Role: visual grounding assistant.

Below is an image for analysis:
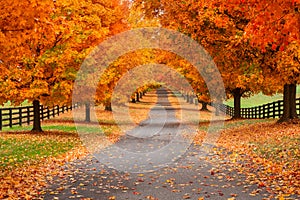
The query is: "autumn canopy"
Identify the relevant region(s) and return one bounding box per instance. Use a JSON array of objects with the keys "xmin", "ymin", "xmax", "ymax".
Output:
[{"xmin": 0, "ymin": 0, "xmax": 299, "ymax": 122}]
